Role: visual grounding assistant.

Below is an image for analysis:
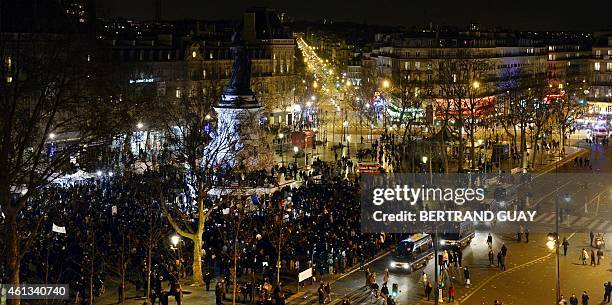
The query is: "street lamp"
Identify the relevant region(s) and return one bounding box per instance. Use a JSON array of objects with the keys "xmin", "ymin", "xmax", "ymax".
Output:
[
  {"xmin": 171, "ymin": 235, "xmax": 180, "ymax": 247},
  {"xmin": 293, "ymin": 146, "xmax": 299, "ymax": 167},
  {"xmin": 422, "ymin": 156, "xmax": 428, "ymax": 164},
  {"xmin": 346, "ymin": 135, "xmax": 351, "ymax": 157},
  {"xmin": 137, "ymin": 122, "xmax": 144, "ymax": 129},
  {"xmin": 472, "ymin": 81, "xmax": 480, "ymax": 89},
  {"xmin": 382, "ymin": 79, "xmax": 390, "ymax": 89},
  {"xmin": 279, "ymin": 133, "xmax": 285, "ymax": 165},
  {"xmin": 49, "ymin": 133, "xmax": 56, "ymax": 140}
]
